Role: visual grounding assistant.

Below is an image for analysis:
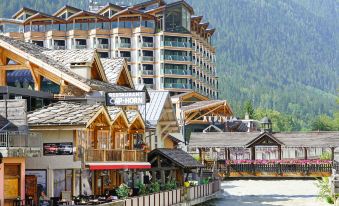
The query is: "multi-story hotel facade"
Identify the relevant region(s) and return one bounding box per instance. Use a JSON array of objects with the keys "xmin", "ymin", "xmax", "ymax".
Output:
[{"xmin": 0, "ymin": 0, "xmax": 218, "ymax": 99}]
